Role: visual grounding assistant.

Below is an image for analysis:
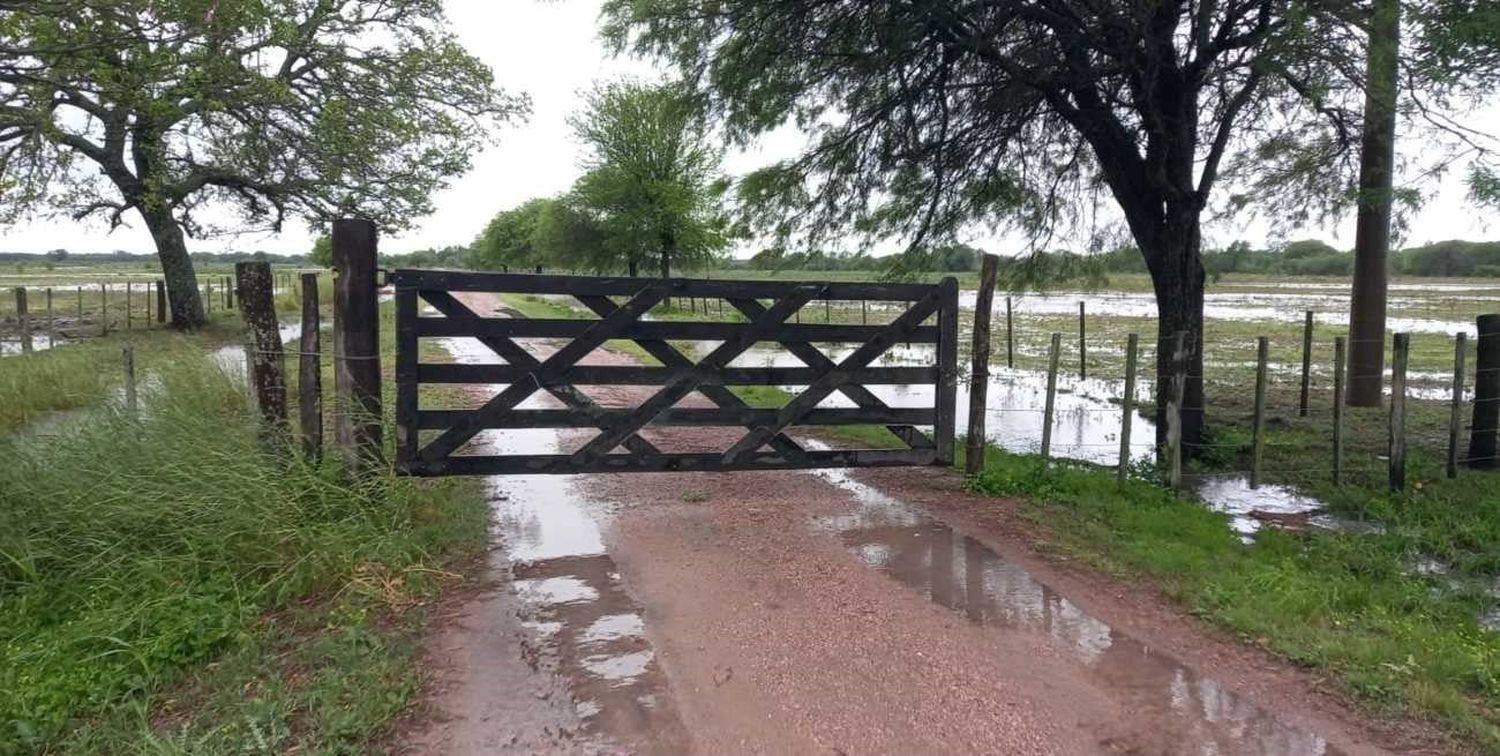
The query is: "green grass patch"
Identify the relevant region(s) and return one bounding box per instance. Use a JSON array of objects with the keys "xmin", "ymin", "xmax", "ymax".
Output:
[
  {"xmin": 963, "ymin": 446, "xmax": 1500, "ymax": 750},
  {"xmin": 0, "ymin": 327, "xmax": 486, "ymax": 753}
]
